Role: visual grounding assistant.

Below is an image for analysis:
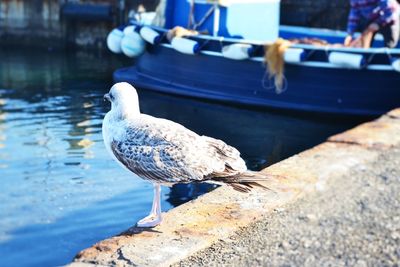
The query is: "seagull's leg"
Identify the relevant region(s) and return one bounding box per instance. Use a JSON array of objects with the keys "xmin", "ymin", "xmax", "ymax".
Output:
[{"xmin": 137, "ymin": 183, "xmax": 162, "ymax": 227}]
